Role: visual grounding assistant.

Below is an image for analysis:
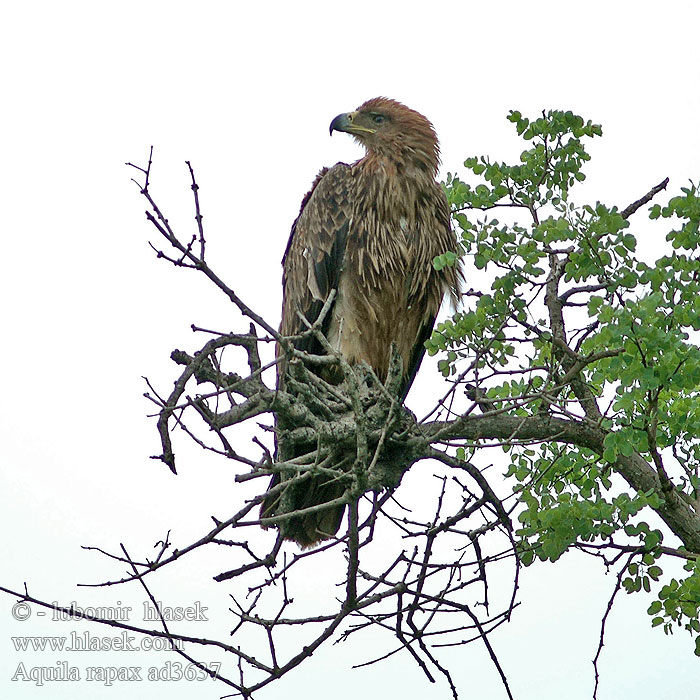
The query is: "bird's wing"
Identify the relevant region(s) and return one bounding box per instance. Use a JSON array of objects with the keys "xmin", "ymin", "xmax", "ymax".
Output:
[
  {"xmin": 399, "ymin": 181, "xmax": 458, "ymax": 399},
  {"xmin": 281, "ymin": 163, "xmax": 353, "ymax": 355},
  {"xmin": 400, "ymin": 314, "xmax": 436, "ymax": 400}
]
